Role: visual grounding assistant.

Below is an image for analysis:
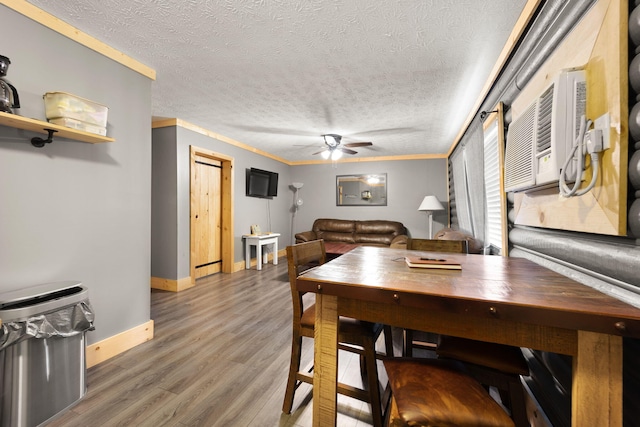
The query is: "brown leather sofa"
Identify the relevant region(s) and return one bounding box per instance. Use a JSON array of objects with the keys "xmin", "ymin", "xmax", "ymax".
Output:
[{"xmin": 295, "ymin": 218, "xmax": 408, "ymax": 248}]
